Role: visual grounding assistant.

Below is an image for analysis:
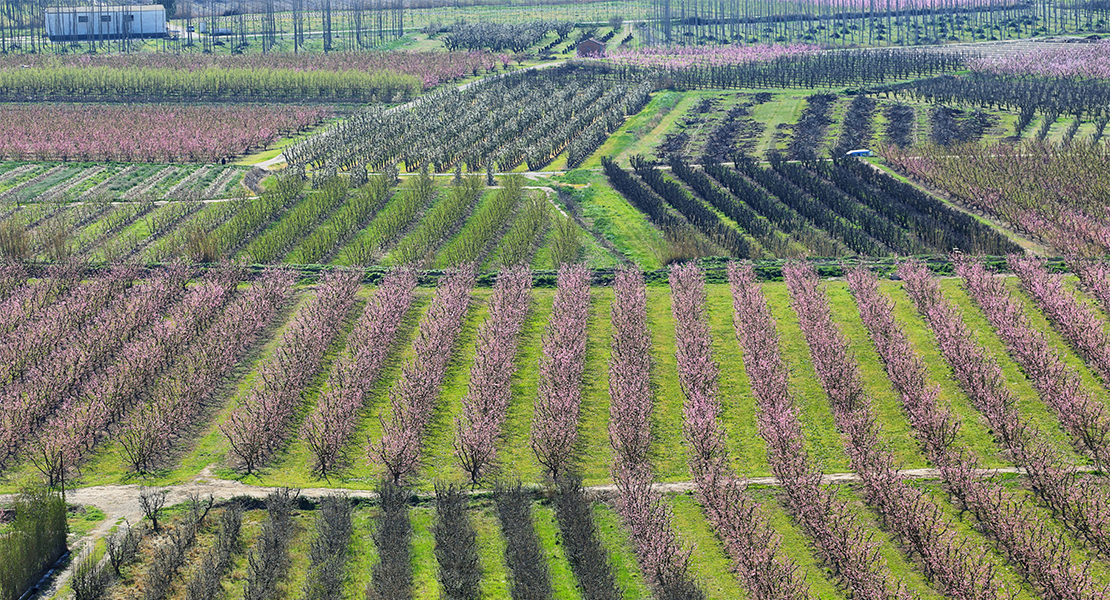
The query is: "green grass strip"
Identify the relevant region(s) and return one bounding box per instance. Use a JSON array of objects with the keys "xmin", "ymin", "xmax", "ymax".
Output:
[
  {"xmin": 474, "ymin": 502, "xmax": 512, "ymax": 599},
  {"xmin": 590, "ymin": 502, "xmax": 652, "ymax": 600},
  {"xmin": 533, "ymin": 503, "xmax": 584, "ymax": 600},
  {"xmin": 668, "ymin": 494, "xmax": 749, "ymax": 600}
]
